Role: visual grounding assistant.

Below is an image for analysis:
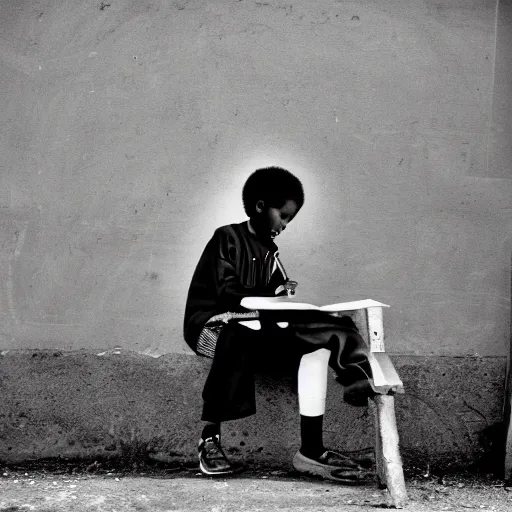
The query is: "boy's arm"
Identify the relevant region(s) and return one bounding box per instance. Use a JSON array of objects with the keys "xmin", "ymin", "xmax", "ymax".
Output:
[
  {"xmin": 211, "ymin": 229, "xmax": 278, "ymax": 310},
  {"xmin": 267, "ymin": 267, "xmax": 289, "ymax": 296}
]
